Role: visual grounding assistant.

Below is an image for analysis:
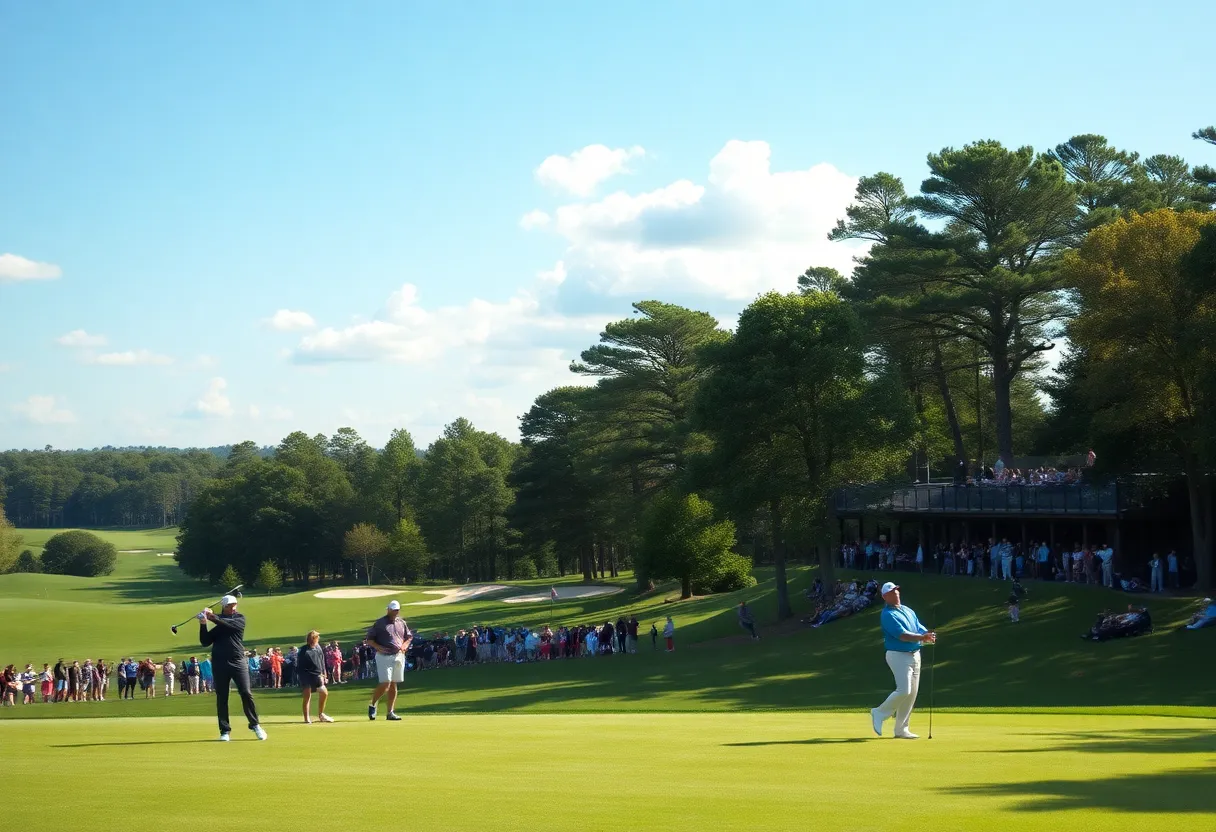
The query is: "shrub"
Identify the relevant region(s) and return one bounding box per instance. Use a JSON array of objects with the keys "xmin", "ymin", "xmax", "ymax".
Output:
[
  {"xmin": 41, "ymin": 530, "xmax": 118, "ymax": 577},
  {"xmin": 513, "ymin": 557, "xmax": 539, "ymax": 580},
  {"xmin": 13, "ymin": 550, "xmax": 42, "ymax": 573},
  {"xmin": 256, "ymin": 560, "xmax": 283, "ymax": 594},
  {"xmin": 219, "ymin": 564, "xmax": 241, "ymax": 590},
  {"xmin": 695, "ymin": 552, "xmax": 757, "ymax": 594}
]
